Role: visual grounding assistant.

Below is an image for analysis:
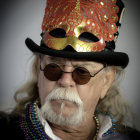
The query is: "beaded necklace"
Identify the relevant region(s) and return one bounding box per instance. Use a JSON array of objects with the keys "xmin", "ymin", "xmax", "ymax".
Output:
[
  {"xmin": 19, "ymin": 101, "xmax": 115, "ymax": 140},
  {"xmin": 101, "ymin": 112, "xmax": 116, "ymax": 137},
  {"xmin": 93, "ymin": 115, "xmax": 100, "ymax": 140},
  {"xmin": 95, "ymin": 110, "xmax": 117, "ymax": 138},
  {"xmin": 20, "ymin": 101, "xmax": 52, "ymax": 140}
]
